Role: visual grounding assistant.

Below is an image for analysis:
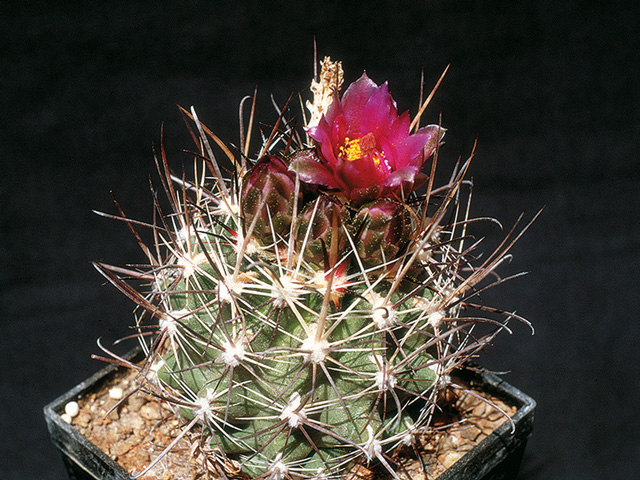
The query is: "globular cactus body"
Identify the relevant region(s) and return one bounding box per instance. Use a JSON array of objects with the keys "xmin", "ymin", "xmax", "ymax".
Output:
[
  {"xmin": 154, "ymin": 209, "xmax": 440, "ymax": 478},
  {"xmin": 97, "ymin": 58, "xmax": 530, "ymax": 480}
]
